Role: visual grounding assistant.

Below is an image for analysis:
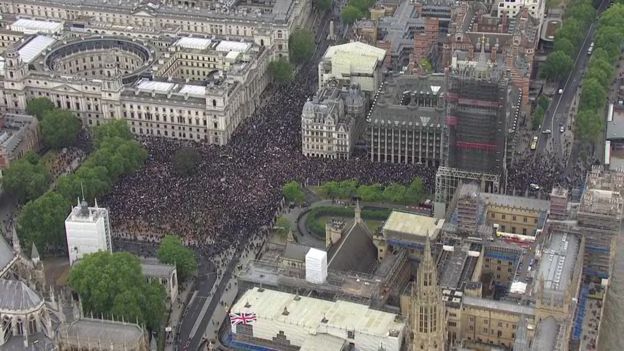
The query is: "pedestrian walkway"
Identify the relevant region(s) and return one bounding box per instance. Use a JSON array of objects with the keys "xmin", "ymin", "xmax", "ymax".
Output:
[{"xmin": 164, "ymin": 281, "xmax": 195, "ymax": 351}]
